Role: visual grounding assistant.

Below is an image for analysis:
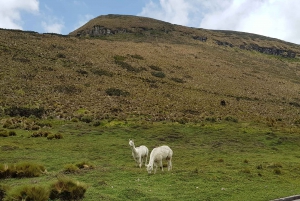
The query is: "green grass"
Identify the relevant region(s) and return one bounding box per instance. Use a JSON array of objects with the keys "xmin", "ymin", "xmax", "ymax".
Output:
[{"xmin": 1, "ymin": 118, "xmax": 300, "ymax": 200}]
